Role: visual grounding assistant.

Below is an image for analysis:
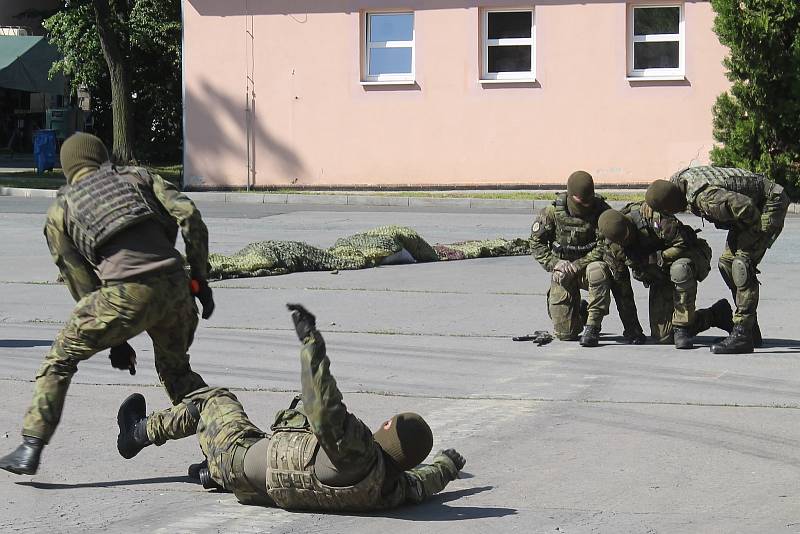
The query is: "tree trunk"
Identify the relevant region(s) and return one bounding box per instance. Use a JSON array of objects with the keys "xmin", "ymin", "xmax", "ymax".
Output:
[{"xmin": 92, "ymin": 0, "xmax": 134, "ymax": 164}]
